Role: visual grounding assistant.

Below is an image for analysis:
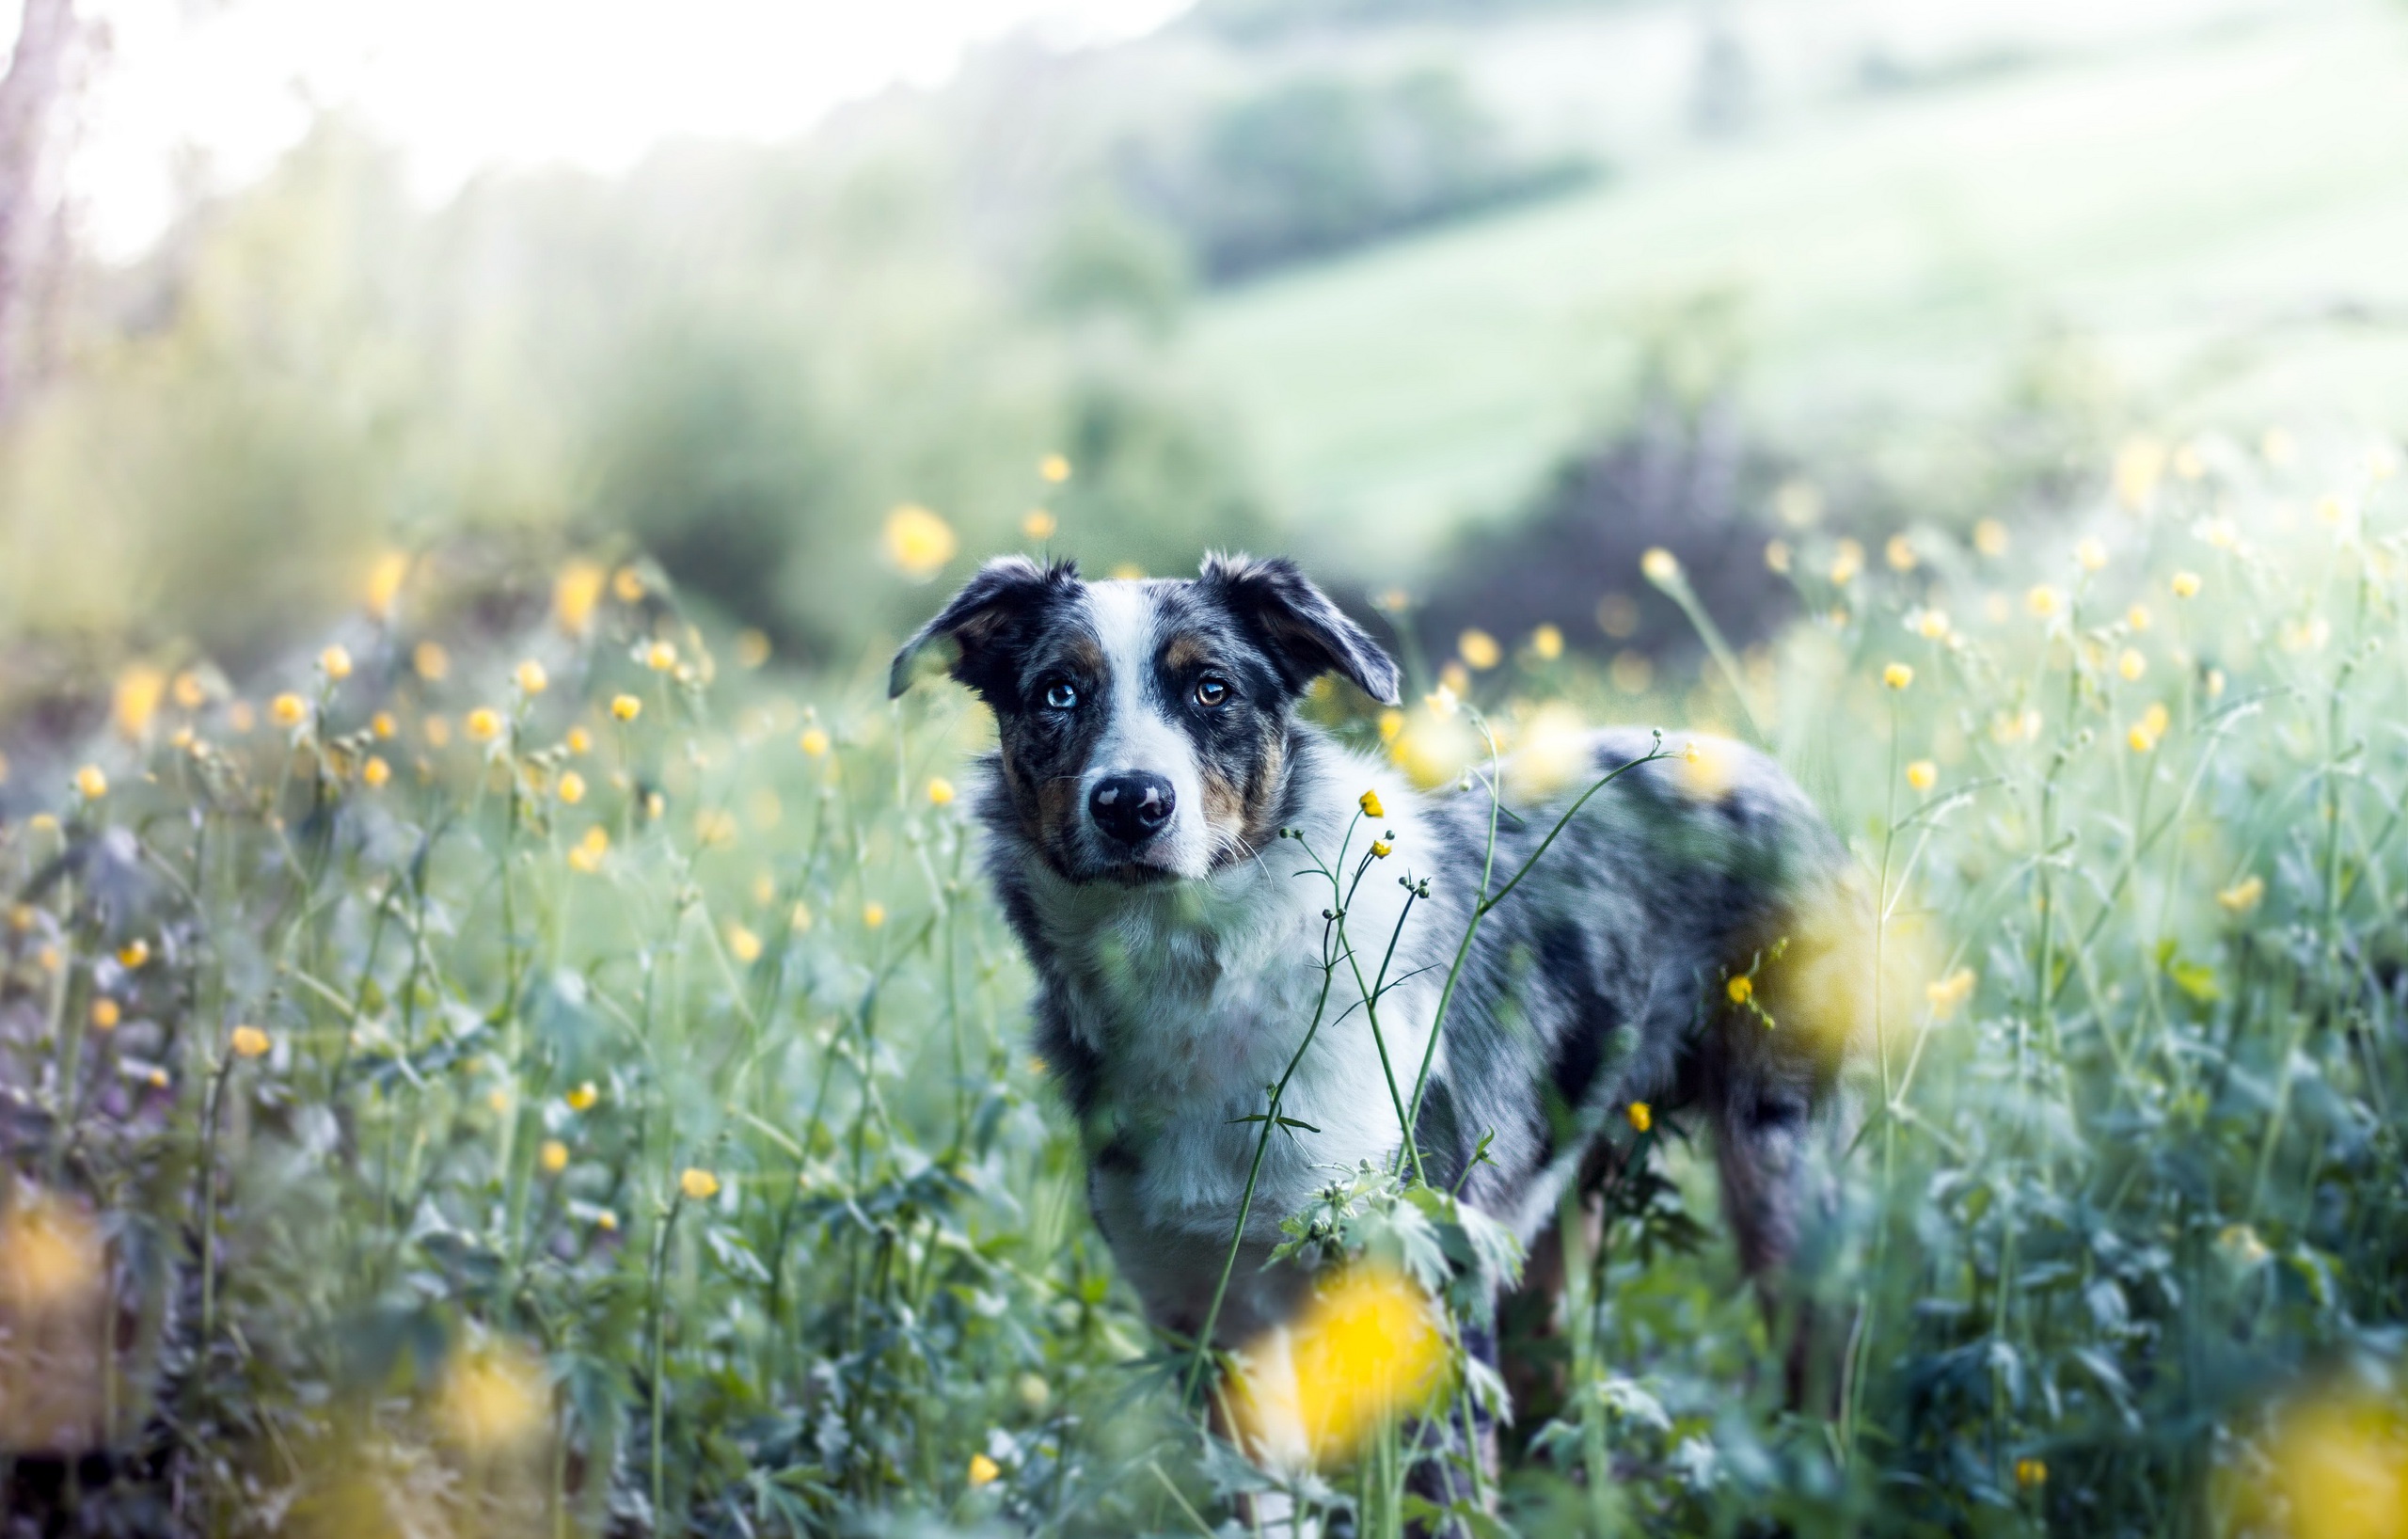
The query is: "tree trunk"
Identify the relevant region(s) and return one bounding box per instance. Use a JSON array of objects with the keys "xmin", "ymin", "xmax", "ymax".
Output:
[{"xmin": 0, "ymin": 0, "xmax": 81, "ymax": 414}]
